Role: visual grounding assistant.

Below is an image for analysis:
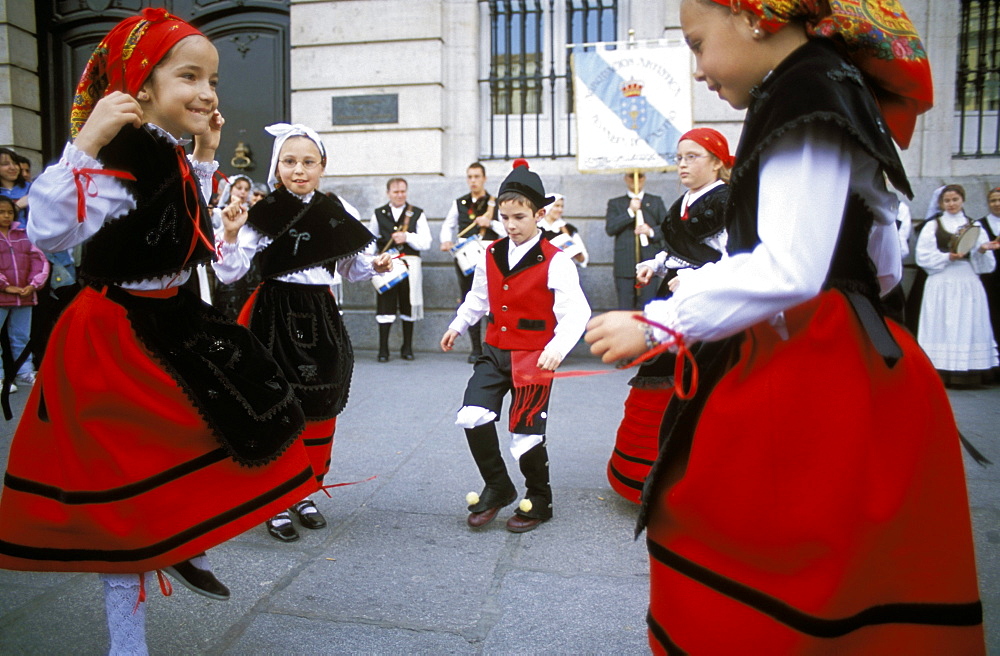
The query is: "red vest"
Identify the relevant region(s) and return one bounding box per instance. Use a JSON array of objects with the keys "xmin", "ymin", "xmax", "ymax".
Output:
[{"xmin": 485, "ymin": 237, "xmax": 558, "ymax": 351}]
